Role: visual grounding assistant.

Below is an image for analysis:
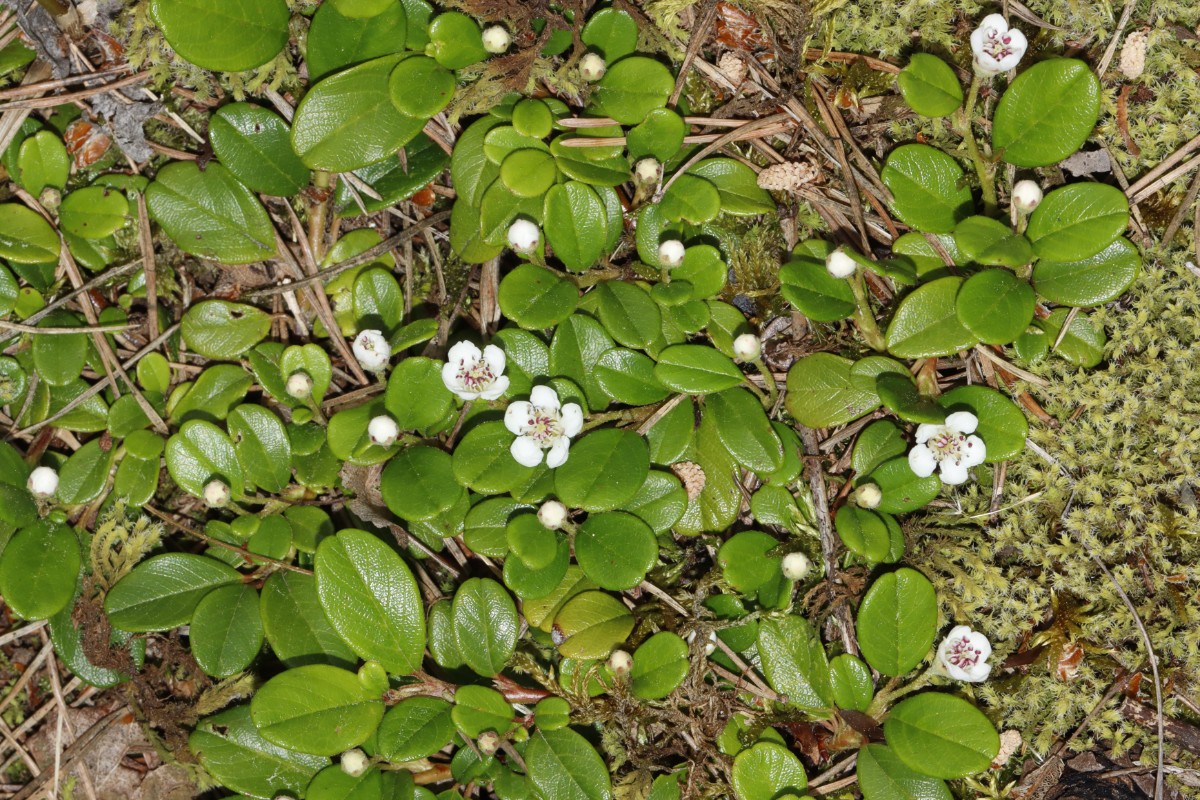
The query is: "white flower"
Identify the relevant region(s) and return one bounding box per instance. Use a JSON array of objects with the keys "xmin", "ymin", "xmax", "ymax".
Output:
[
  {"xmin": 826, "ymin": 247, "xmax": 857, "ymax": 278},
  {"xmin": 781, "ymin": 552, "xmax": 811, "ymax": 581},
  {"xmin": 855, "ymin": 483, "xmax": 882, "ymax": 509},
  {"xmin": 340, "ymin": 748, "xmax": 369, "ymax": 777},
  {"xmin": 481, "ymin": 25, "xmax": 511, "ymax": 54},
  {"xmin": 971, "ymin": 14, "xmax": 1026, "ymax": 76},
  {"xmin": 504, "ymin": 385, "xmax": 583, "ymax": 468},
  {"xmin": 580, "ymin": 52, "xmax": 606, "ymax": 82},
  {"xmin": 1011, "ymin": 180, "xmax": 1043, "ymax": 213},
  {"xmin": 658, "ymin": 239, "xmax": 685, "ymax": 268},
  {"xmin": 935, "ymin": 625, "xmax": 993, "ymax": 682},
  {"xmin": 27, "ymin": 466, "xmax": 59, "ymax": 499},
  {"xmin": 442, "ymin": 341, "xmax": 510, "ymax": 401},
  {"xmin": 908, "ymin": 411, "xmax": 986, "ymax": 486},
  {"xmin": 203, "ymin": 479, "xmax": 231, "ymax": 508},
  {"xmin": 352, "ymin": 329, "xmax": 390, "ymax": 373},
  {"xmin": 285, "ymin": 371, "xmax": 313, "ymax": 400},
  {"xmin": 368, "ymin": 415, "xmax": 400, "ymax": 447},
  {"xmin": 507, "ymin": 219, "xmax": 539, "ymax": 254},
  {"xmin": 732, "ymin": 333, "xmax": 762, "ymax": 361},
  {"xmin": 538, "ymin": 500, "xmax": 568, "ymax": 529},
  {"xmin": 633, "ymin": 157, "xmax": 661, "ymax": 185},
  {"xmin": 608, "ymin": 649, "xmax": 633, "ymax": 676}
]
